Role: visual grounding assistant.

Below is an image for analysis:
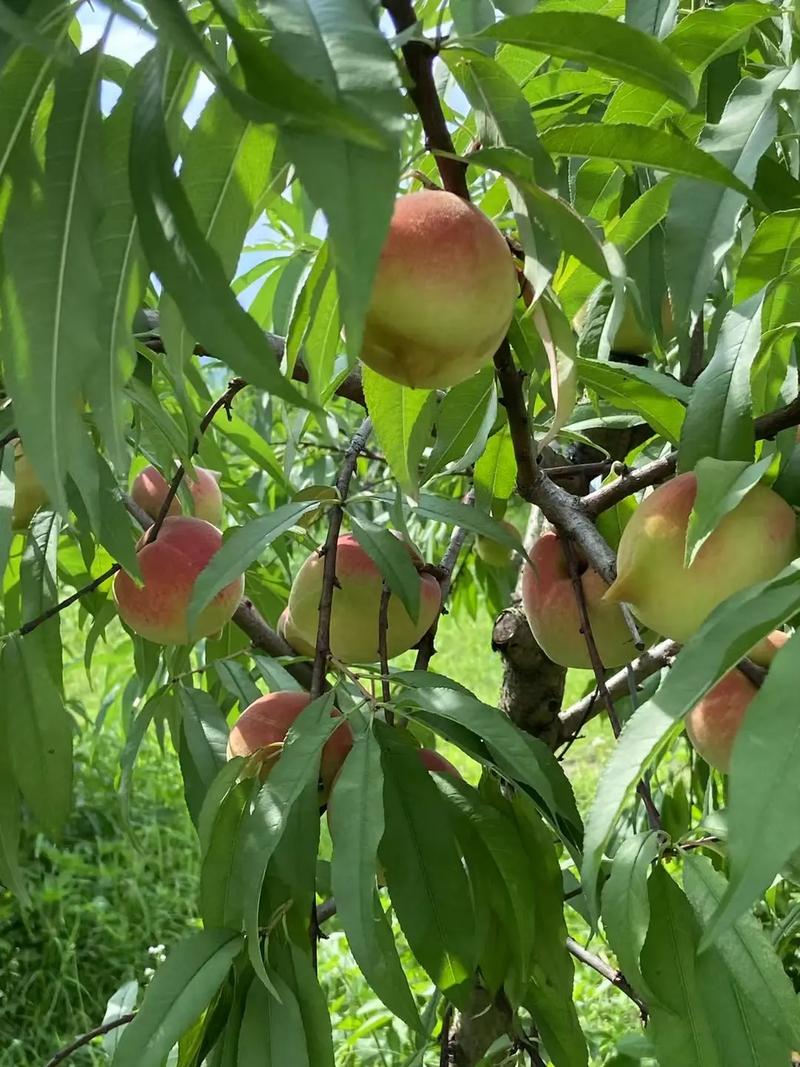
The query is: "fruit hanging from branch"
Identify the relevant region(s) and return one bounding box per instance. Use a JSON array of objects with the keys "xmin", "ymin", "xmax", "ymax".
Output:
[
  {"xmin": 284, "ymin": 533, "xmax": 442, "ymax": 664},
  {"xmin": 11, "ymin": 444, "xmax": 48, "ymax": 530},
  {"xmin": 360, "ymin": 190, "xmax": 518, "ymax": 389},
  {"xmin": 131, "ymin": 464, "xmax": 224, "ymax": 526},
  {"xmin": 113, "ymin": 516, "xmax": 244, "ymax": 644},
  {"xmin": 605, "ymin": 472, "xmax": 797, "ymax": 642}
]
